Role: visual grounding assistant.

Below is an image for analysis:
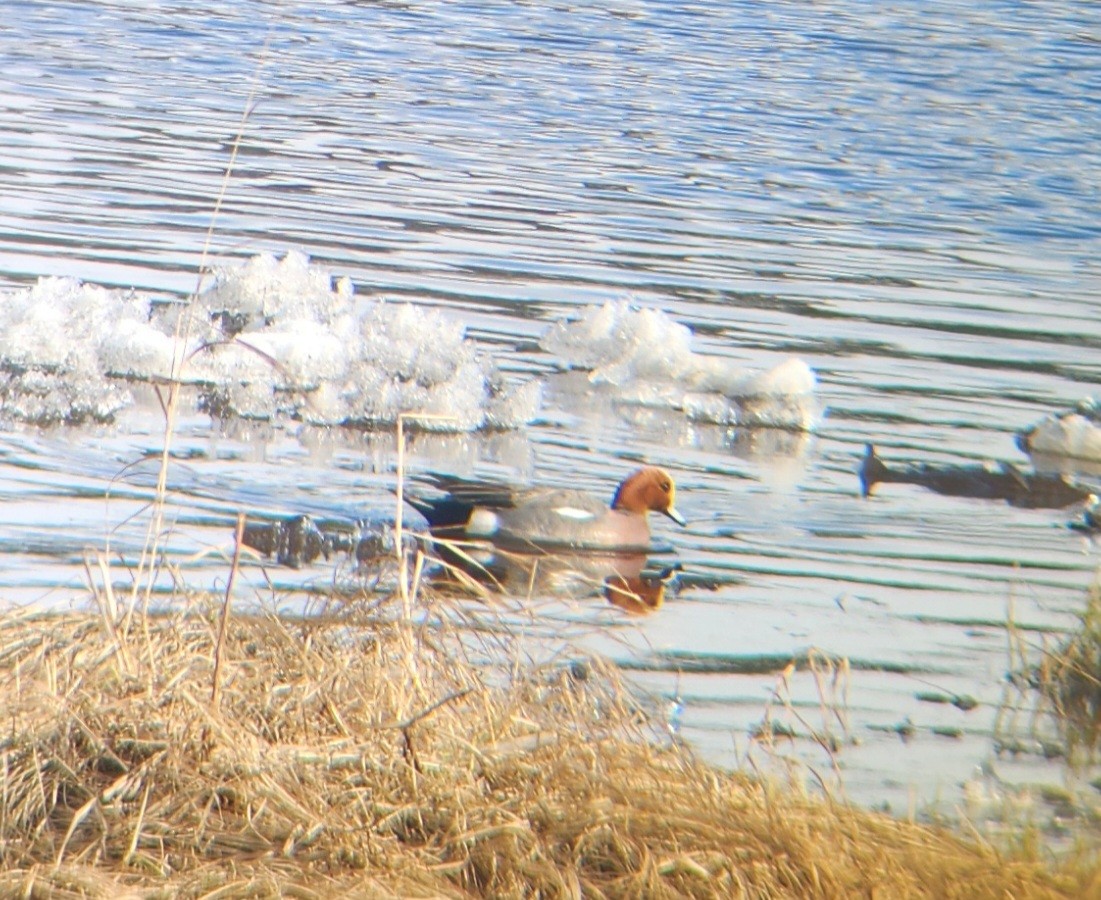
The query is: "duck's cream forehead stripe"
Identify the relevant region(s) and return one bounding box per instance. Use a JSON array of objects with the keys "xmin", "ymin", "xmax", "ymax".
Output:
[{"xmin": 552, "ymin": 506, "xmax": 598, "ymax": 521}]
